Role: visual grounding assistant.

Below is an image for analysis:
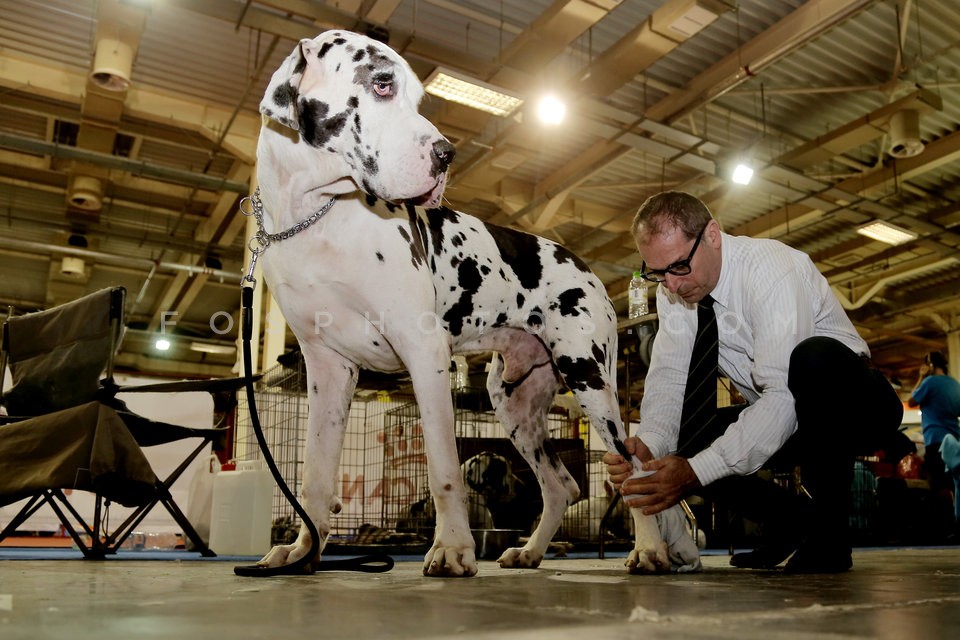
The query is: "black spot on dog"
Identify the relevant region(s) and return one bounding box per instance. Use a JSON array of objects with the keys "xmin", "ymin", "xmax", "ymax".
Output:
[
  {"xmin": 553, "ymin": 244, "xmax": 592, "ymax": 273},
  {"xmin": 404, "ymin": 206, "xmax": 428, "ymax": 270},
  {"xmin": 333, "ymin": 37, "xmax": 347, "ymax": 46},
  {"xmin": 495, "ymin": 312, "xmax": 508, "ymax": 326},
  {"xmin": 353, "ymin": 48, "xmax": 366, "ymax": 62},
  {"xmin": 555, "ymin": 355, "xmax": 605, "ymax": 392},
  {"xmin": 271, "ymin": 82, "xmax": 298, "ymax": 112},
  {"xmin": 319, "ymin": 42, "xmax": 334, "ymax": 58},
  {"xmin": 516, "ymin": 292, "xmax": 525, "ymax": 308},
  {"xmin": 422, "ymin": 207, "xmax": 460, "ymax": 256},
  {"xmin": 398, "ymin": 226, "xmax": 411, "ymax": 243},
  {"xmin": 591, "ymin": 342, "xmax": 605, "ymax": 364},
  {"xmin": 312, "ymin": 383, "xmax": 318, "ymax": 394},
  {"xmin": 608, "ymin": 420, "xmax": 630, "ymax": 458},
  {"xmin": 376, "ymin": 252, "xmax": 384, "ymax": 262},
  {"xmin": 353, "ymin": 112, "xmax": 362, "ymax": 132},
  {"xmin": 557, "ymin": 288, "xmax": 585, "ymax": 317},
  {"xmin": 299, "ymin": 99, "xmax": 348, "ymax": 147},
  {"xmin": 362, "ymin": 153, "xmax": 378, "ymax": 174},
  {"xmin": 365, "ymin": 193, "xmax": 378, "ymax": 207},
  {"xmin": 484, "ymin": 223, "xmax": 543, "ymax": 289},
  {"xmin": 442, "ymin": 257, "xmax": 482, "ymax": 336}
]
